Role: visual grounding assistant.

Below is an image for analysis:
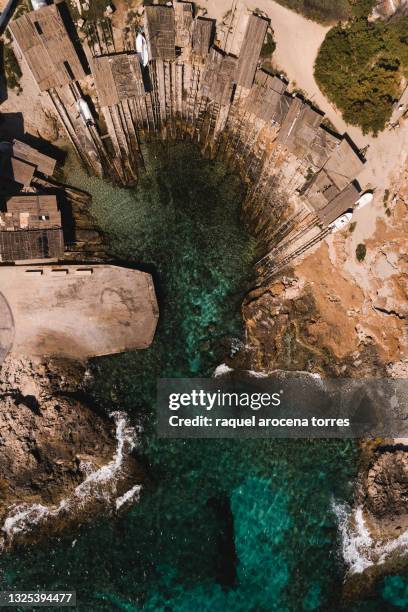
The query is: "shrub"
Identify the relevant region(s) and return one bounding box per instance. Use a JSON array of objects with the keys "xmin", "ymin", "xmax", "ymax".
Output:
[
  {"xmin": 3, "ymin": 45, "xmax": 22, "ymax": 92},
  {"xmin": 260, "ymin": 32, "xmax": 276, "ymax": 58},
  {"xmin": 356, "ymin": 243, "xmax": 366, "ymax": 261},
  {"xmin": 274, "ymin": 0, "xmax": 351, "ymax": 23},
  {"xmin": 315, "ymin": 15, "xmax": 408, "ymax": 134}
]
